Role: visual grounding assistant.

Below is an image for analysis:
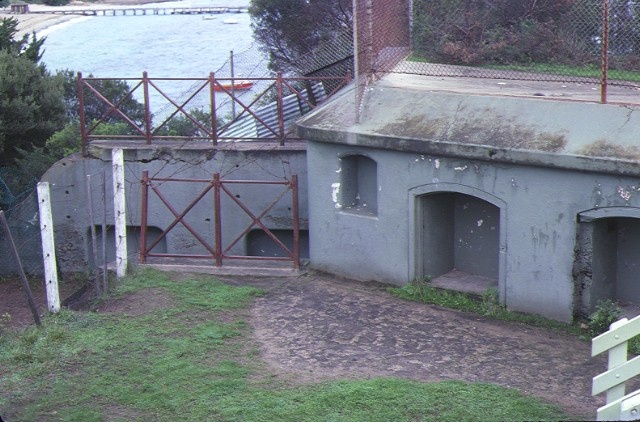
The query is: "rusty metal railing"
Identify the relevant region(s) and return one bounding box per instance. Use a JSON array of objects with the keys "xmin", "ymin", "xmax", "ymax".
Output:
[
  {"xmin": 140, "ymin": 171, "xmax": 300, "ymax": 269},
  {"xmin": 78, "ymin": 71, "xmax": 351, "ymax": 155}
]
